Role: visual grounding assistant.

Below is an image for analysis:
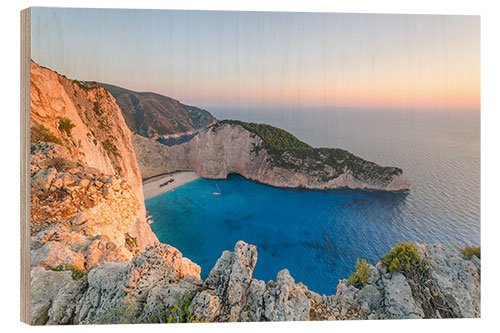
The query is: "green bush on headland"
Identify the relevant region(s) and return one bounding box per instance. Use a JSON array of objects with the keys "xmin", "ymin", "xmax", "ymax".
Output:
[
  {"xmin": 213, "ymin": 120, "xmax": 312, "ymax": 151},
  {"xmin": 381, "ymin": 242, "xmax": 426, "ymax": 275},
  {"xmin": 211, "ymin": 120, "xmax": 402, "ymax": 183}
]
